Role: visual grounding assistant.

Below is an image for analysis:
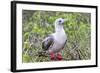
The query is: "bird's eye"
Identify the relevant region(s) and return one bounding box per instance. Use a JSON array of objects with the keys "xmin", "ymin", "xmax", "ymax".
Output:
[{"xmin": 59, "ymin": 20, "xmax": 62, "ymax": 22}]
